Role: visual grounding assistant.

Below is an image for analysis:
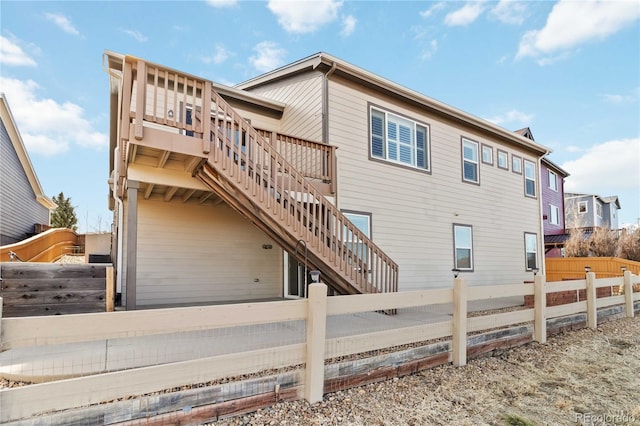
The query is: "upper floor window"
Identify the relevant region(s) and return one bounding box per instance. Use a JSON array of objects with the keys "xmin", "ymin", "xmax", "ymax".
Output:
[
  {"xmin": 549, "ymin": 204, "xmax": 560, "ymax": 225},
  {"xmin": 482, "ymin": 144, "xmax": 493, "ymax": 165},
  {"xmin": 497, "ymin": 150, "xmax": 508, "ymax": 170},
  {"xmin": 524, "ymin": 160, "xmax": 536, "ymax": 197},
  {"xmin": 512, "ymin": 155, "xmax": 522, "ymax": 174},
  {"xmin": 370, "ymin": 107, "xmax": 430, "ymax": 171},
  {"xmin": 453, "ymin": 224, "xmax": 473, "ymax": 270},
  {"xmin": 596, "ymin": 203, "xmax": 603, "ymax": 218},
  {"xmin": 525, "ymin": 233, "xmax": 538, "ymax": 270},
  {"xmin": 548, "ymin": 170, "xmax": 558, "ymax": 191},
  {"xmin": 462, "ymin": 138, "xmax": 479, "ymax": 184},
  {"xmin": 578, "ymin": 201, "xmax": 588, "ymax": 213}
]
